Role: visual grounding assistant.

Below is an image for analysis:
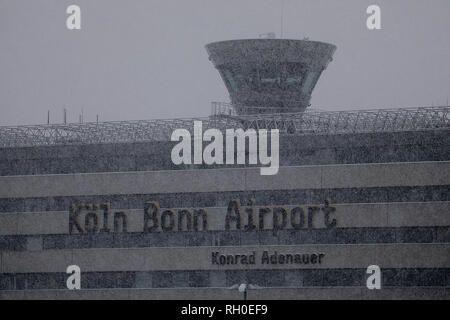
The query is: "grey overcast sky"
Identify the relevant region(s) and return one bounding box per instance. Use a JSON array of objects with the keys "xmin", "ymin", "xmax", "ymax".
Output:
[{"xmin": 0, "ymin": 0, "xmax": 449, "ymax": 125}]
